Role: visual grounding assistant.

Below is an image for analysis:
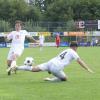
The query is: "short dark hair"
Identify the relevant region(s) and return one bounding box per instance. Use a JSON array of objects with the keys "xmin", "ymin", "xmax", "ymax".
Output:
[
  {"xmin": 70, "ymin": 41, "xmax": 78, "ymax": 47},
  {"xmin": 15, "ymin": 20, "xmax": 23, "ymax": 25}
]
